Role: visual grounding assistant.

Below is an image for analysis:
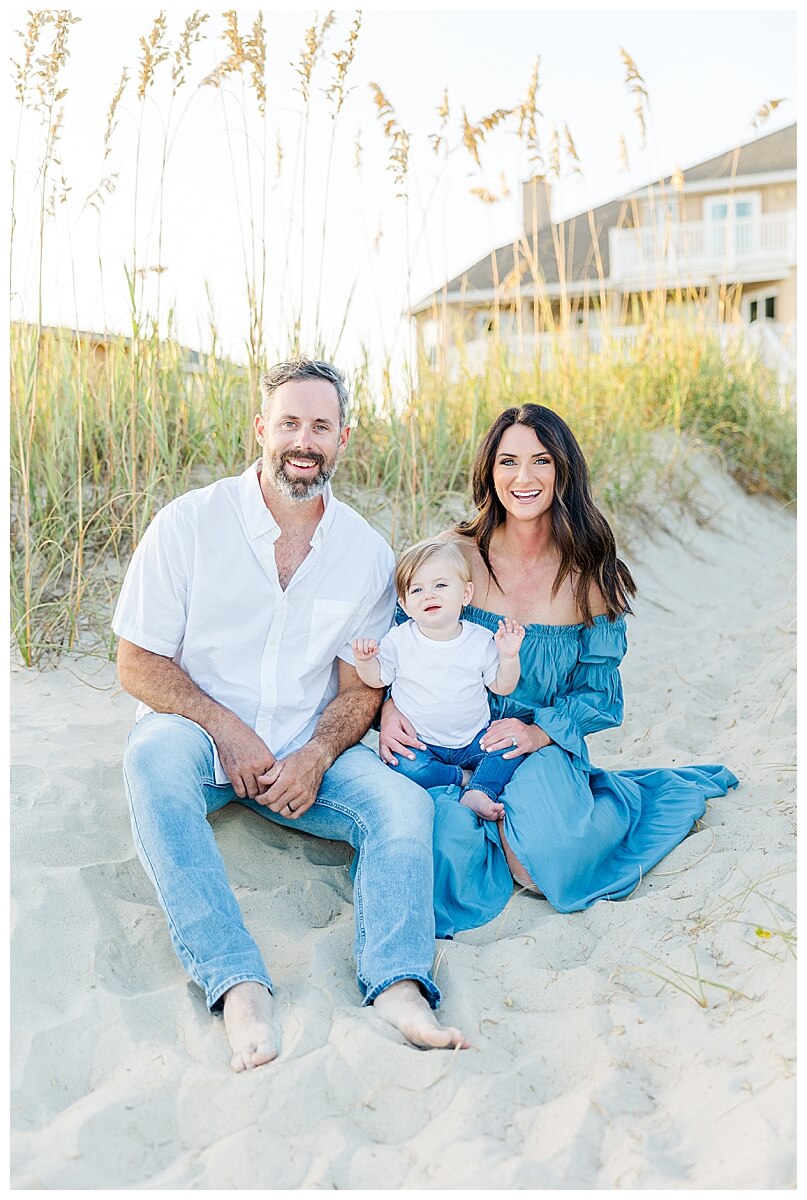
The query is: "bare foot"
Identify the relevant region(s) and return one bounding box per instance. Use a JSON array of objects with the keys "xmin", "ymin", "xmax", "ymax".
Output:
[
  {"xmin": 460, "ymin": 788, "xmax": 505, "ymax": 821},
  {"xmin": 460, "ymin": 767, "xmax": 472, "ymax": 788},
  {"xmin": 222, "ymin": 981, "xmax": 280, "ymax": 1072},
  {"xmin": 373, "ymin": 980, "xmax": 469, "ymax": 1049}
]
